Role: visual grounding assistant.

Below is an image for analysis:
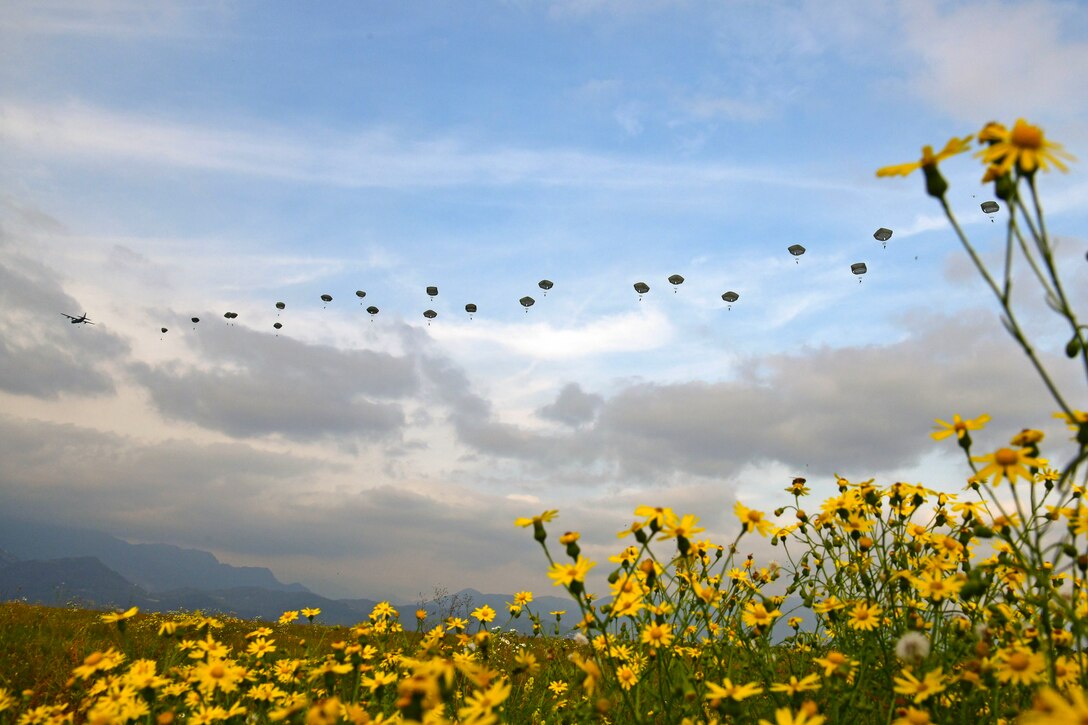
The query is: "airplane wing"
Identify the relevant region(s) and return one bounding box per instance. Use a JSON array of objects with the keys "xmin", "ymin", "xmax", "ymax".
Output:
[{"xmin": 61, "ymin": 313, "xmax": 76, "ymax": 320}]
